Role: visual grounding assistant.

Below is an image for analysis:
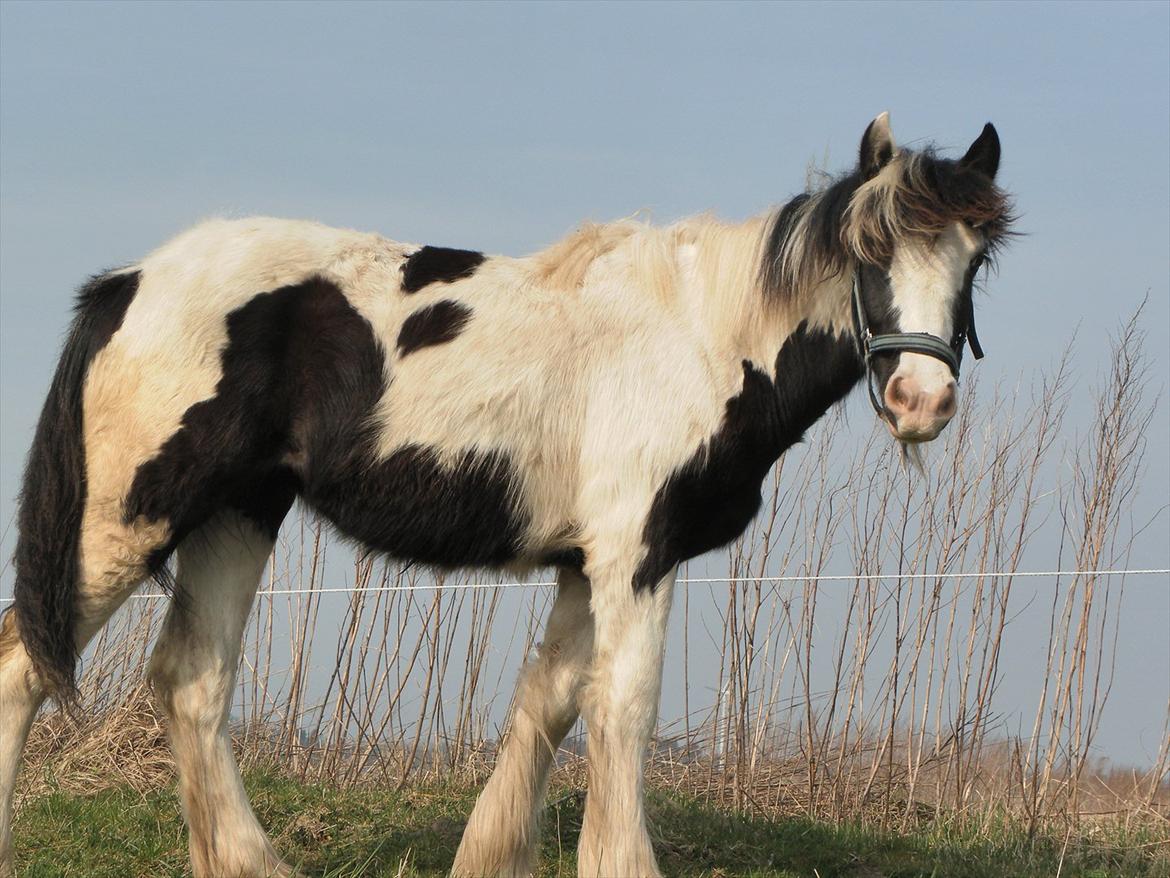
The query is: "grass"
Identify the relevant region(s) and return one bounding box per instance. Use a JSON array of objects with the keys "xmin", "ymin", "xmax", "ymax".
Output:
[{"xmin": 13, "ymin": 769, "xmax": 1167, "ymax": 878}]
